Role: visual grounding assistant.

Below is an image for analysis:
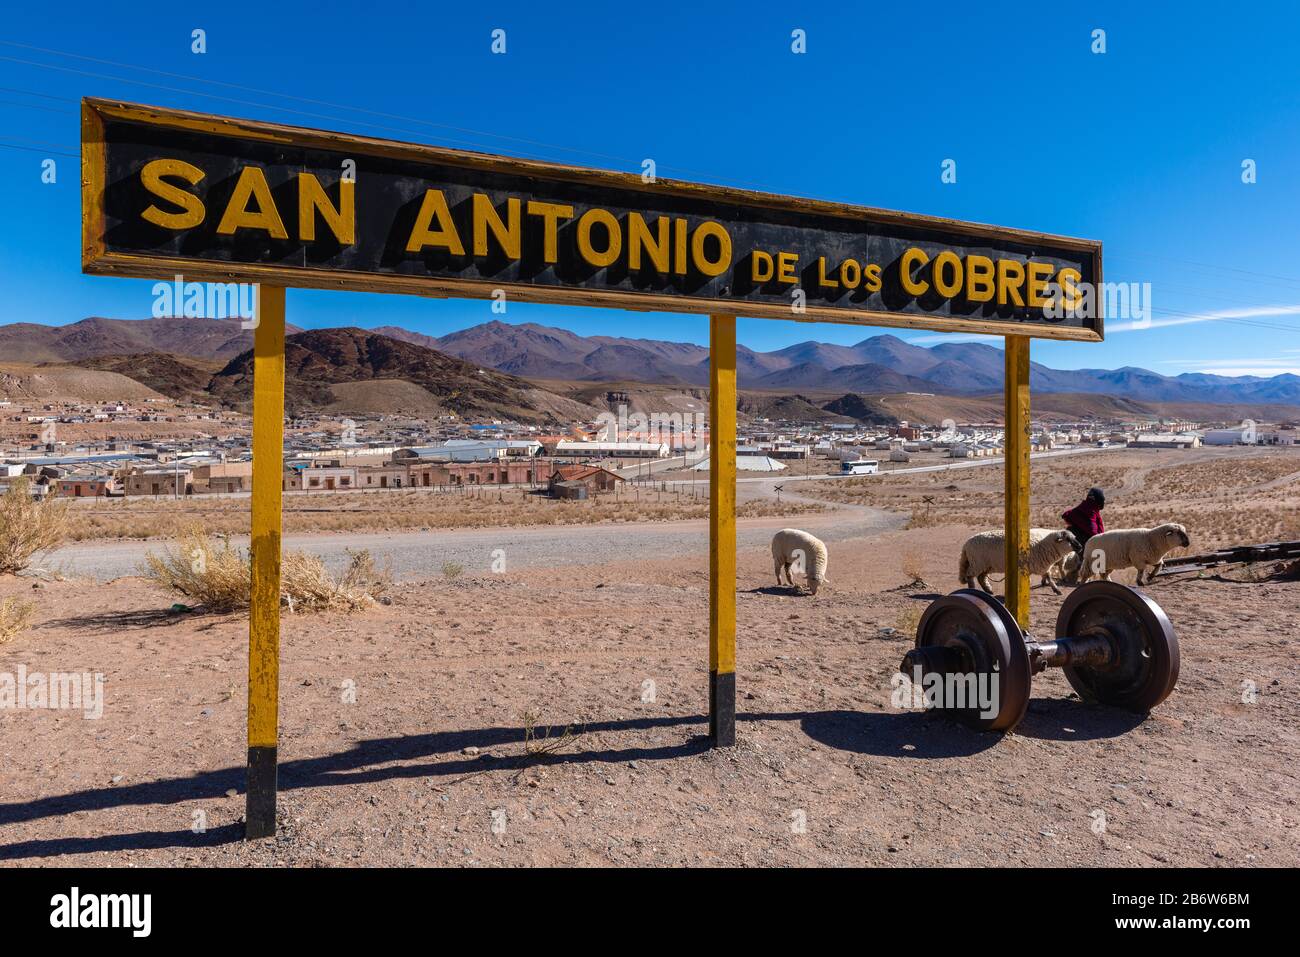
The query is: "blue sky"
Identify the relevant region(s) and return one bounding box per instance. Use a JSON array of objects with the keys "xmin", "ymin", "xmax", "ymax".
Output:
[{"xmin": 2, "ymin": 1, "xmax": 1299, "ymax": 375}]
